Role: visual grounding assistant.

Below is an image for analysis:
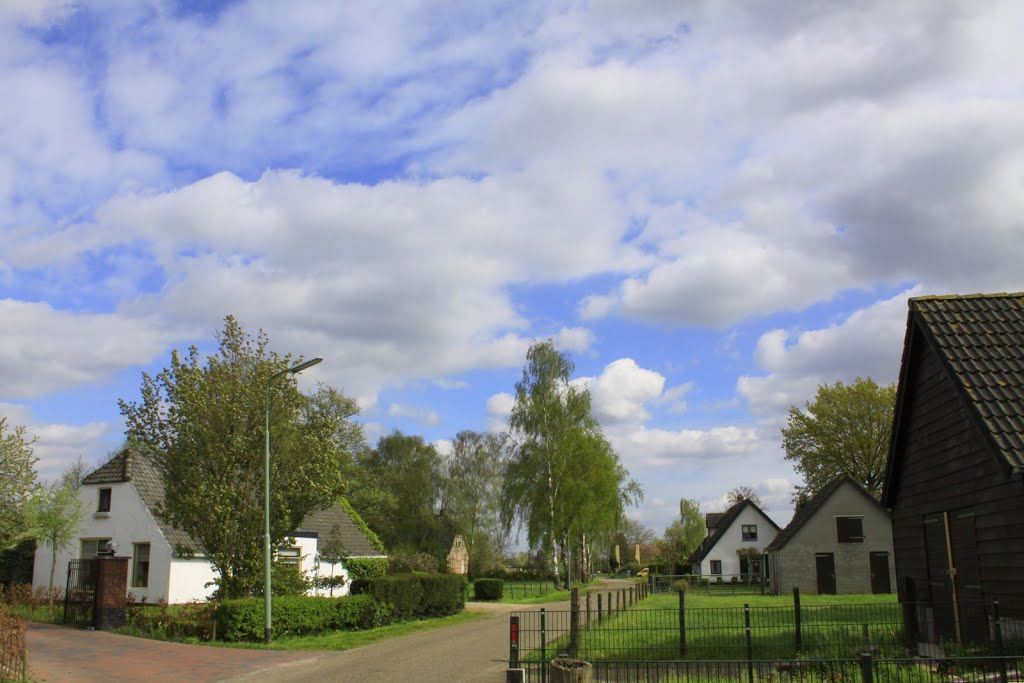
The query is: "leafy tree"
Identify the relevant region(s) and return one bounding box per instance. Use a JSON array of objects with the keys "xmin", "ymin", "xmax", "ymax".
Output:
[
  {"xmin": 347, "ymin": 431, "xmax": 450, "ymax": 557},
  {"xmin": 26, "ymin": 465, "xmax": 85, "ymax": 605},
  {"xmin": 444, "ymin": 430, "xmax": 507, "ymax": 575},
  {"xmin": 119, "ymin": 316, "xmax": 357, "ymax": 598},
  {"xmin": 782, "ymin": 377, "xmax": 896, "ymax": 500},
  {"xmin": 0, "ymin": 417, "xmax": 38, "ymax": 549},
  {"xmin": 658, "ymin": 498, "xmax": 705, "ymax": 573},
  {"xmin": 502, "ymin": 340, "xmax": 641, "ymax": 588},
  {"xmin": 726, "ymin": 485, "xmax": 765, "ymax": 509}
]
